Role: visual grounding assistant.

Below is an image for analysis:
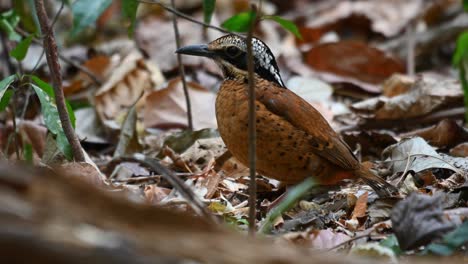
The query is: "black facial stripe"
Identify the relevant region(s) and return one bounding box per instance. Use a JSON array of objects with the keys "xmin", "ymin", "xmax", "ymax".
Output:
[{"xmin": 220, "ymin": 52, "xmax": 284, "ymax": 87}]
